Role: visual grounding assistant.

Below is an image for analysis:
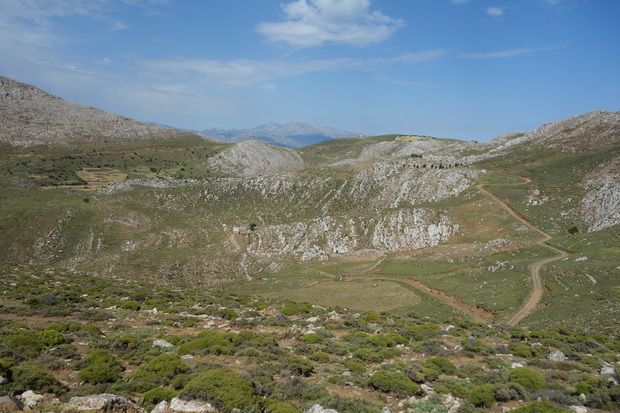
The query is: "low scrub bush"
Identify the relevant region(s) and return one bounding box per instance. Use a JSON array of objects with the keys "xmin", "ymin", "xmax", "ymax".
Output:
[
  {"xmin": 470, "ymin": 384, "xmax": 496, "ymax": 407},
  {"xmin": 9, "ymin": 364, "xmax": 66, "ymax": 394},
  {"xmin": 266, "ymin": 402, "xmax": 300, "ymax": 413},
  {"xmin": 180, "ymin": 368, "xmax": 262, "ymax": 412},
  {"xmin": 142, "ymin": 387, "xmax": 177, "ymax": 408},
  {"xmin": 129, "ymin": 354, "xmax": 190, "ymax": 391},
  {"xmin": 286, "ymin": 356, "xmax": 316, "ymax": 376},
  {"xmin": 368, "ymin": 370, "xmax": 424, "ymax": 397},
  {"xmin": 39, "ymin": 329, "xmax": 66, "ymax": 347},
  {"xmin": 510, "ymin": 367, "xmax": 547, "ymax": 393}
]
